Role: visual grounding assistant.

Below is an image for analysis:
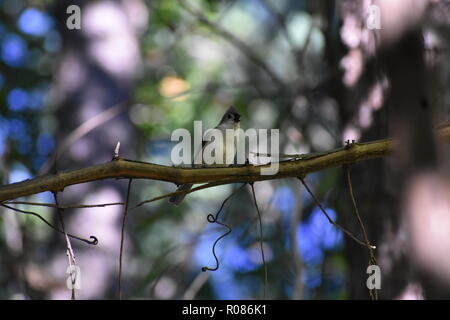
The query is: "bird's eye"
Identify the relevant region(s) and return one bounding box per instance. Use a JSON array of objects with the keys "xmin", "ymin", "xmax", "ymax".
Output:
[{"xmin": 228, "ymin": 114, "xmax": 233, "ymax": 119}]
